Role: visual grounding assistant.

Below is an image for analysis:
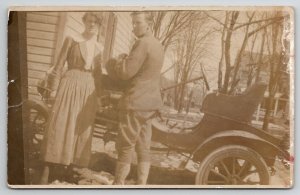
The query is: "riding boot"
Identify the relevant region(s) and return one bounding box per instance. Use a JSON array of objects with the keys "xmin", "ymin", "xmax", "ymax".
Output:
[
  {"xmin": 136, "ymin": 162, "xmax": 151, "ymax": 185},
  {"xmin": 113, "ymin": 162, "xmax": 131, "ymax": 185}
]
